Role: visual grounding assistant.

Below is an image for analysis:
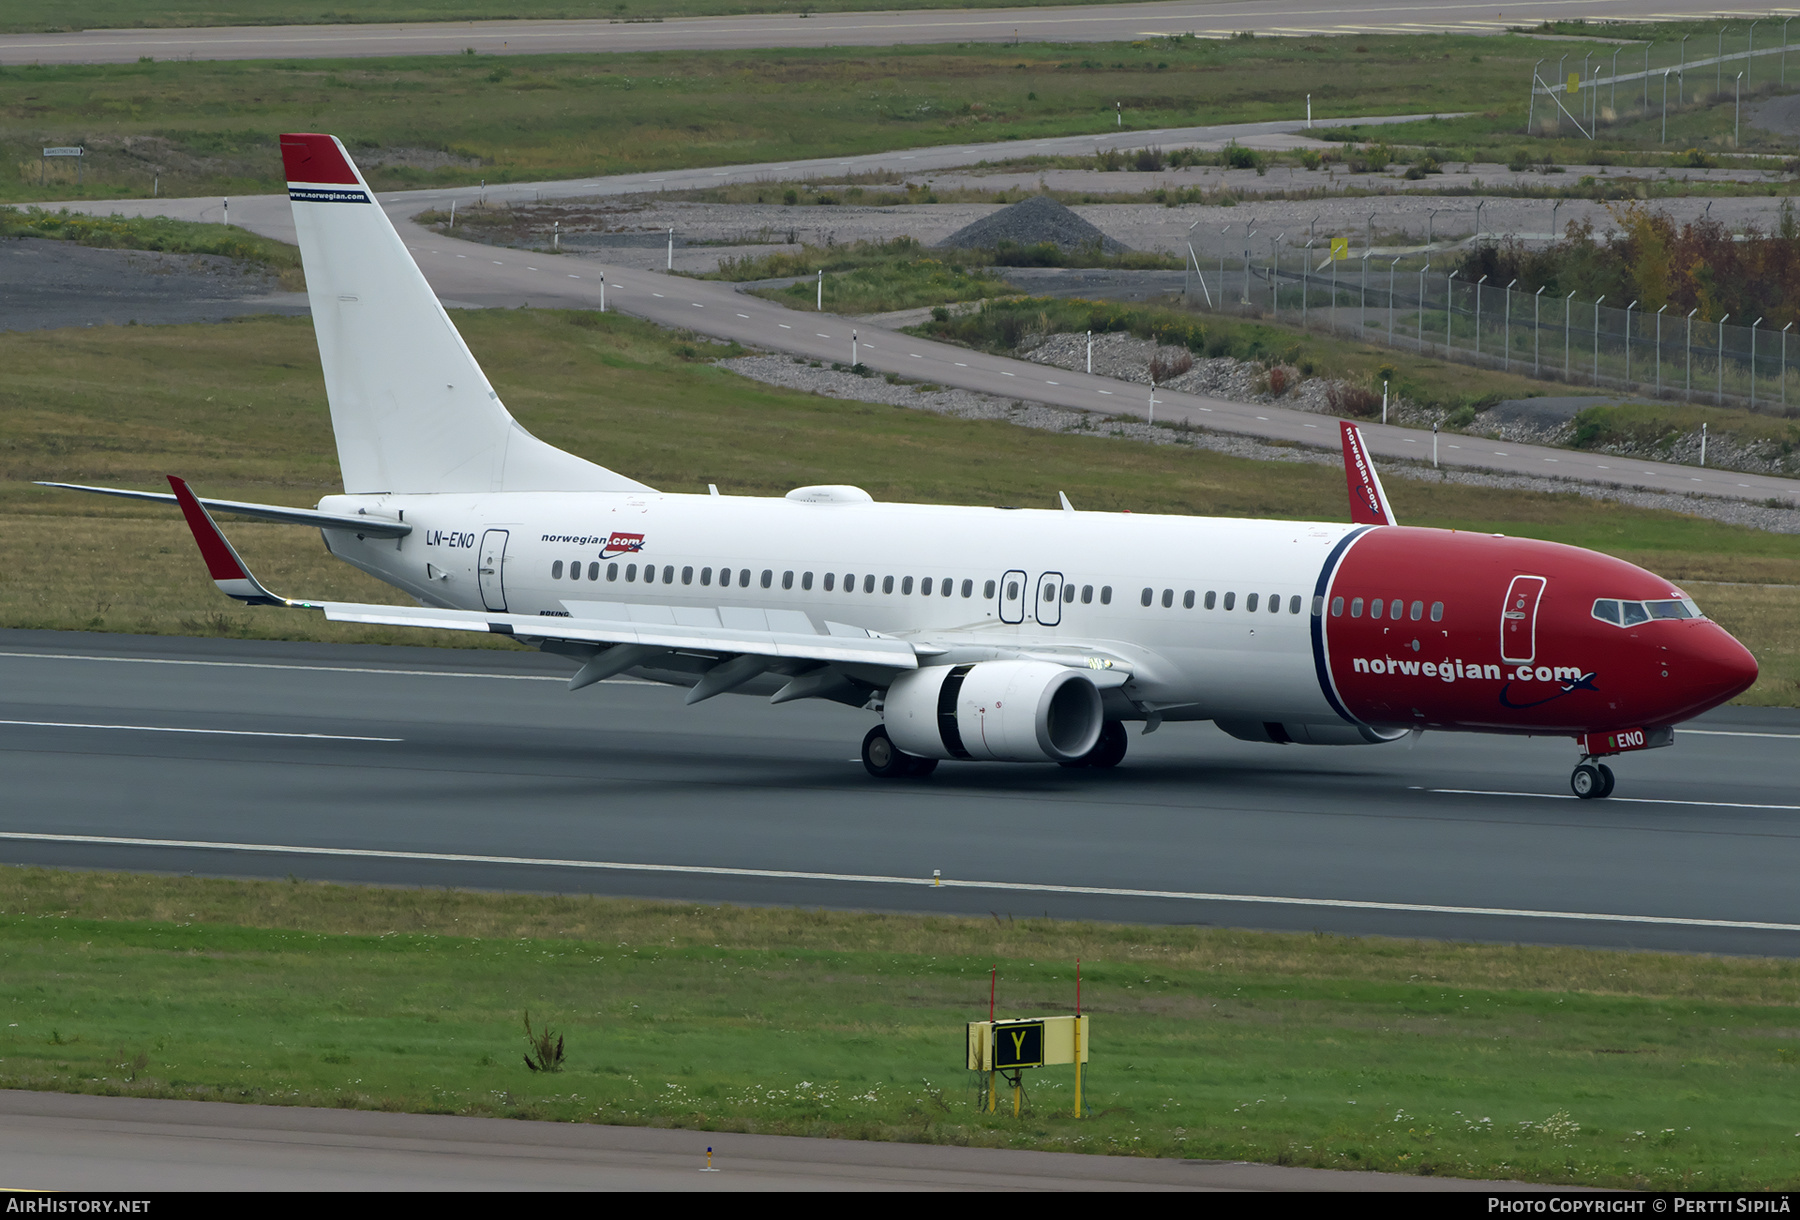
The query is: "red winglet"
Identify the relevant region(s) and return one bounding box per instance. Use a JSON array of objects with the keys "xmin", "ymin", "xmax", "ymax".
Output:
[
  {"xmin": 279, "ymin": 133, "xmax": 358, "ymax": 185},
  {"xmin": 166, "ymin": 476, "xmax": 291, "ymax": 607},
  {"xmin": 1339, "ymin": 421, "xmax": 1397, "ymax": 527}
]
